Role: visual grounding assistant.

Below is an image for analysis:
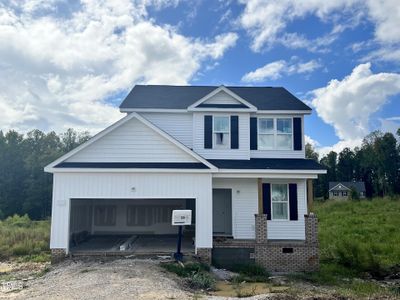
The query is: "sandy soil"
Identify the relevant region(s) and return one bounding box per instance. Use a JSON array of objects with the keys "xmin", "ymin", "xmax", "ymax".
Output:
[{"xmin": 1, "ymin": 258, "xmax": 191, "ymax": 300}]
